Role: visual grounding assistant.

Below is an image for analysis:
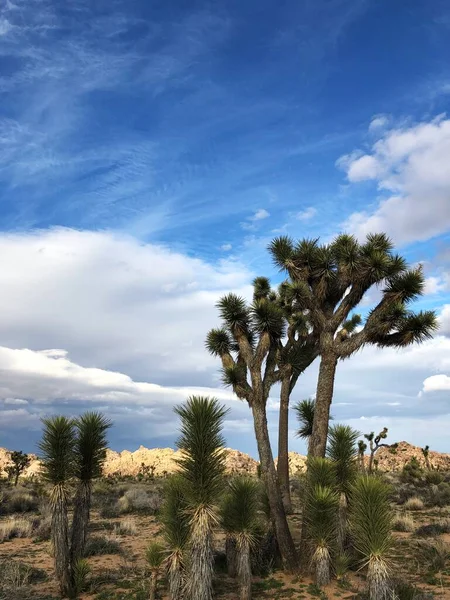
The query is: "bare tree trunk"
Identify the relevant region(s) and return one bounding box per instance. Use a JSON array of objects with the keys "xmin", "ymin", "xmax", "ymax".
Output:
[
  {"xmin": 226, "ymin": 535, "xmax": 238, "ymax": 577},
  {"xmin": 309, "ymin": 353, "xmax": 338, "ymax": 458},
  {"xmin": 238, "ymin": 539, "xmax": 252, "ymax": 600},
  {"xmin": 187, "ymin": 516, "xmax": 214, "ymax": 600},
  {"xmin": 149, "ymin": 572, "xmax": 158, "ymax": 600},
  {"xmin": 252, "ymin": 401, "xmax": 298, "ymax": 572},
  {"xmin": 70, "ymin": 480, "xmax": 91, "ymax": 563},
  {"xmin": 168, "ymin": 553, "xmax": 184, "ymax": 600},
  {"xmin": 277, "ymin": 376, "xmax": 293, "ymax": 514},
  {"xmin": 51, "ymin": 485, "xmax": 71, "ymax": 597}
]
